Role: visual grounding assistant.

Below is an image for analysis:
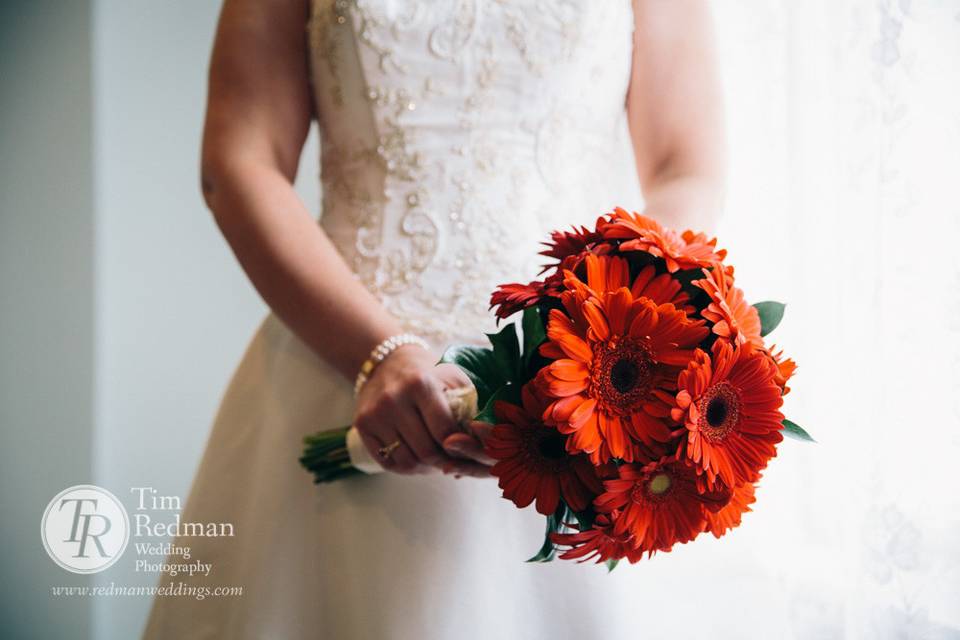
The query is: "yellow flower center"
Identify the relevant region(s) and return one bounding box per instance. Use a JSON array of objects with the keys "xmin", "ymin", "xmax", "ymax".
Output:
[{"xmin": 648, "ymin": 472, "xmax": 672, "ymax": 495}]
